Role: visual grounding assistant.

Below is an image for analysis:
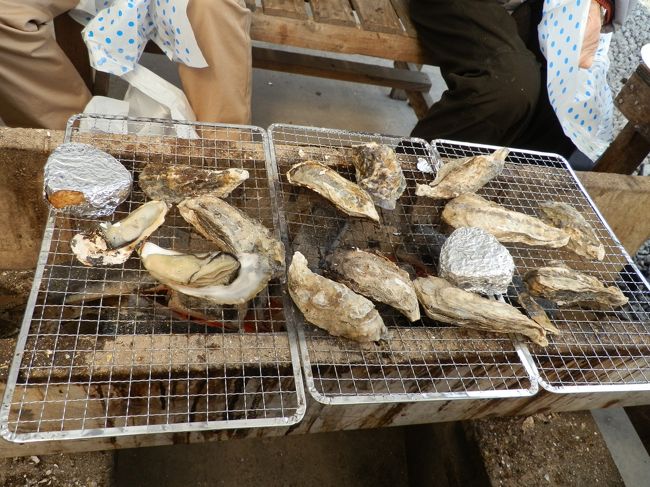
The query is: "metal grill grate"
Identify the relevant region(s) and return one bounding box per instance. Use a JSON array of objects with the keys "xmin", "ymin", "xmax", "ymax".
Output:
[
  {"xmin": 431, "ymin": 139, "xmax": 650, "ymax": 393},
  {"xmin": 0, "ymin": 115, "xmax": 305, "ymax": 442},
  {"xmin": 268, "ymin": 124, "xmax": 539, "ymax": 404}
]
